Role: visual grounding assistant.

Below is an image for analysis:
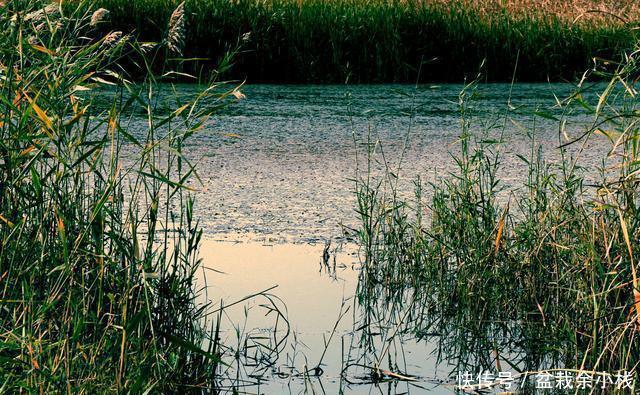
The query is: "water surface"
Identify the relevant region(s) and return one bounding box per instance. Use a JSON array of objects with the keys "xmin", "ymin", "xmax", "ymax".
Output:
[
  {"xmin": 164, "ymin": 83, "xmax": 605, "ymax": 241},
  {"xmin": 119, "ymin": 83, "xmax": 608, "ymax": 393}
]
